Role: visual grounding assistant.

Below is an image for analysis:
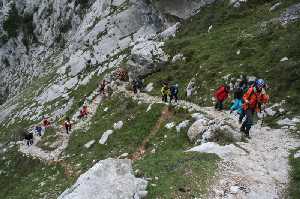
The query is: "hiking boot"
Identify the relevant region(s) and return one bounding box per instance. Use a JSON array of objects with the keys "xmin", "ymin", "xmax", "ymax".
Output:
[
  {"xmin": 240, "ymin": 126, "xmax": 245, "ymax": 132},
  {"xmin": 245, "ymin": 133, "xmax": 251, "ymax": 139}
]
